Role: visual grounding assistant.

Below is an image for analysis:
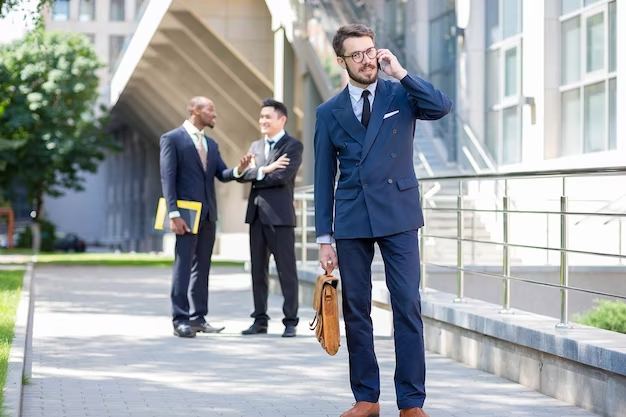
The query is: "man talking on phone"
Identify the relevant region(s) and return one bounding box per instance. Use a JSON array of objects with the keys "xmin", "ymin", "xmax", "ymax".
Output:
[{"xmin": 313, "ymin": 24, "xmax": 452, "ymax": 417}]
